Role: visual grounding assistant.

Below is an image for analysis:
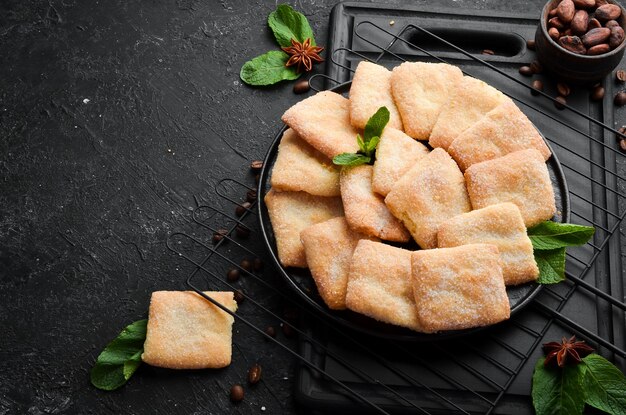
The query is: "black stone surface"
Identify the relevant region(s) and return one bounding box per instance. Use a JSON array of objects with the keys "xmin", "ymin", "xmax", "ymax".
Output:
[{"xmin": 0, "ymin": 0, "xmax": 586, "ymax": 414}]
